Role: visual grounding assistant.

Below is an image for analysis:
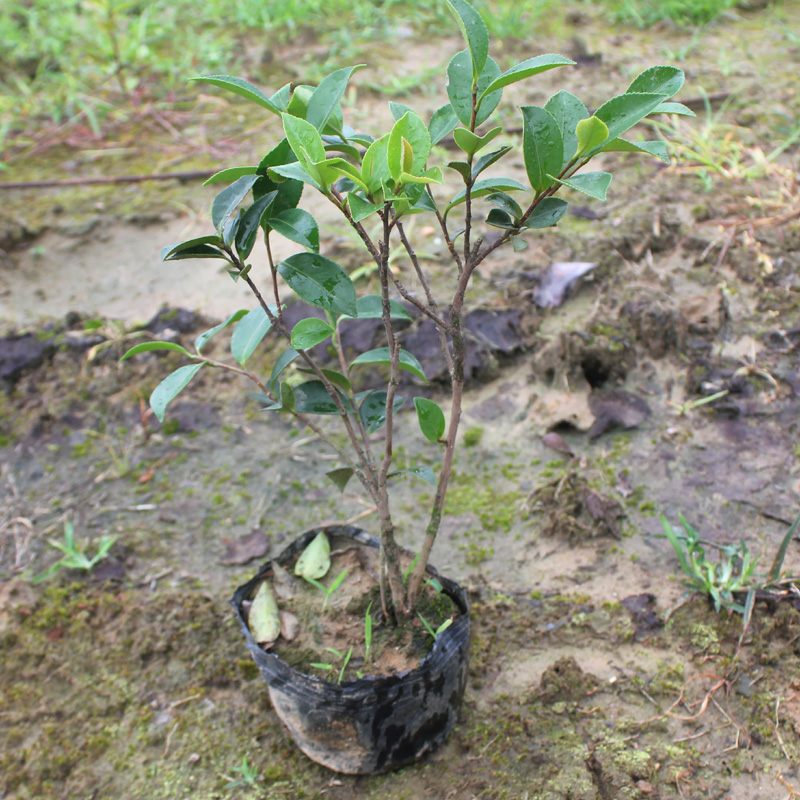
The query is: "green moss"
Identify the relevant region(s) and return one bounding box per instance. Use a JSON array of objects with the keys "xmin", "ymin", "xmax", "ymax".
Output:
[{"xmin": 463, "ymin": 426, "xmax": 484, "ymax": 447}]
